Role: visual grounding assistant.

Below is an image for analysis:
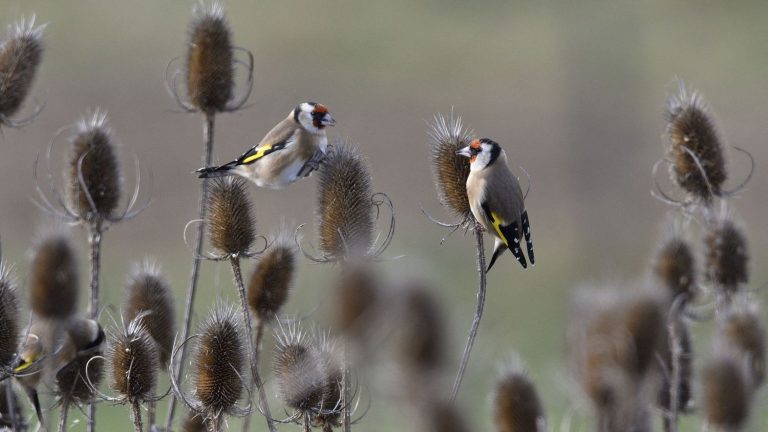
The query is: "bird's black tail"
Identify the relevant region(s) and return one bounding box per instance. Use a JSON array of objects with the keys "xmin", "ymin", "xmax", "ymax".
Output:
[{"xmin": 196, "ymin": 160, "xmax": 238, "ymax": 178}]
